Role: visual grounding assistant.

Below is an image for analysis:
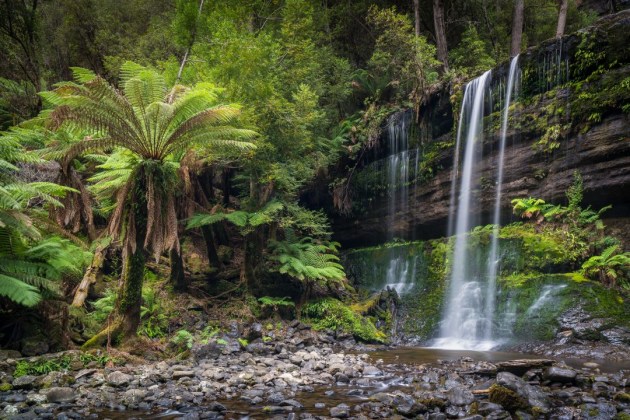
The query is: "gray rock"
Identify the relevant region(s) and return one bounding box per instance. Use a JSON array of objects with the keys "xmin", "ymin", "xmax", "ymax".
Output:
[
  {"xmin": 106, "ymin": 371, "xmax": 132, "ymax": 387},
  {"xmin": 393, "ymin": 393, "xmax": 424, "ymax": 416},
  {"xmin": 45, "ymin": 387, "xmax": 76, "ymax": 403},
  {"xmin": 330, "ymin": 404, "xmax": 349, "ymax": 418},
  {"xmin": 21, "ymin": 339, "xmax": 49, "ymax": 356},
  {"xmin": 448, "ymin": 385, "xmax": 474, "ymax": 406},
  {"xmin": 314, "ymin": 402, "xmax": 326, "ymax": 409},
  {"xmin": 26, "ymin": 392, "xmax": 47, "ymax": 405},
  {"xmin": 477, "ymin": 401, "xmax": 503, "ymax": 415},
  {"xmin": 267, "ymin": 392, "xmax": 285, "ymax": 404},
  {"xmin": 280, "ymin": 399, "xmax": 304, "ymax": 409},
  {"xmin": 12, "ymin": 375, "xmax": 37, "ymax": 389},
  {"xmin": 0, "ymin": 350, "xmax": 22, "ymax": 360},
  {"xmin": 362, "ymin": 365, "xmax": 382, "ymax": 376},
  {"xmin": 544, "ymin": 366, "xmax": 577, "ymax": 383},
  {"xmin": 496, "ymin": 371, "xmax": 549, "ymax": 411},
  {"xmin": 172, "ymin": 370, "xmax": 195, "ymax": 379},
  {"xmin": 581, "ymin": 402, "xmax": 617, "ymax": 420},
  {"xmin": 191, "ymin": 343, "xmax": 222, "ymax": 360},
  {"xmin": 246, "ymin": 323, "xmax": 263, "ymax": 341},
  {"xmin": 122, "ymin": 389, "xmax": 147, "ymax": 404}
]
